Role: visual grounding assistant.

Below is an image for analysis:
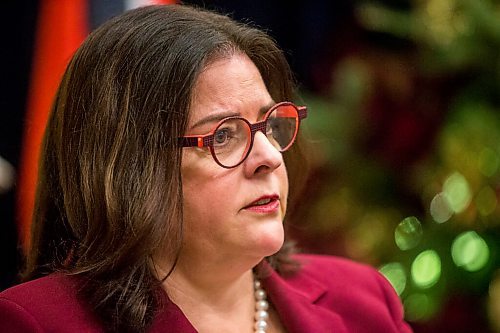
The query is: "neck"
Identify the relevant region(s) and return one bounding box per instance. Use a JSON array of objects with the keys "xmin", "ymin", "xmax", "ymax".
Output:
[
  {"xmin": 165, "ymin": 266, "xmax": 254, "ymax": 305},
  {"xmin": 163, "ymin": 266, "xmax": 257, "ymax": 333},
  {"xmin": 160, "ymin": 245, "xmax": 264, "ymax": 290},
  {"xmin": 154, "ymin": 250, "xmax": 266, "ymax": 333}
]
